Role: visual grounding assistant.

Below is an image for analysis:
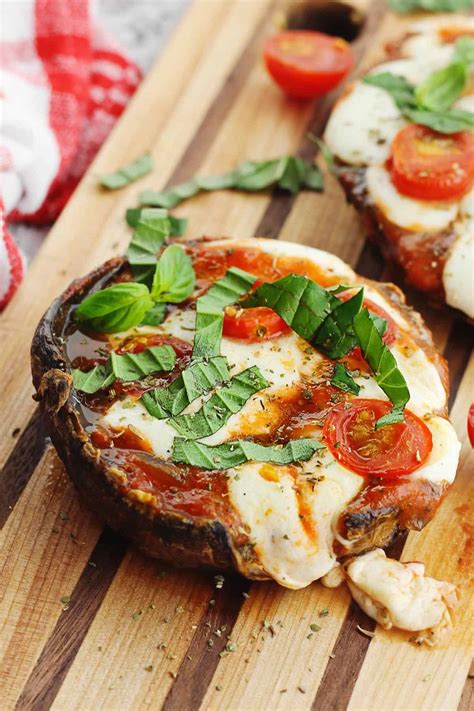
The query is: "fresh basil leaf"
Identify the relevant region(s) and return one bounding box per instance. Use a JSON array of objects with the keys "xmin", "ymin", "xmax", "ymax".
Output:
[
  {"xmin": 363, "ymin": 72, "xmax": 416, "ymax": 109},
  {"xmin": 193, "ymin": 268, "xmax": 257, "ymax": 358},
  {"xmin": 72, "ymin": 363, "xmax": 114, "ymax": 394},
  {"xmin": 415, "ymin": 62, "xmax": 467, "ymax": 112},
  {"xmin": 99, "ymin": 154, "xmax": 154, "ymax": 190},
  {"xmin": 242, "ymin": 274, "xmax": 332, "ymax": 340},
  {"xmin": 326, "ymin": 284, "xmax": 356, "ymax": 295},
  {"xmin": 75, "ymin": 282, "xmax": 154, "ymax": 333},
  {"xmin": 139, "ymin": 302, "xmax": 167, "ymax": 326},
  {"xmin": 127, "ymin": 208, "xmax": 169, "ymax": 267},
  {"xmin": 364, "ymin": 69, "xmax": 474, "ymax": 134},
  {"xmin": 313, "ymin": 289, "xmax": 364, "ymax": 358},
  {"xmin": 126, "ymin": 208, "xmax": 187, "ymax": 236},
  {"xmin": 454, "ymin": 36, "xmax": 474, "ymax": 65},
  {"xmin": 353, "ymin": 308, "xmax": 409, "ymax": 427},
  {"xmin": 141, "ymin": 356, "xmax": 230, "ymax": 419},
  {"xmin": 171, "ymin": 437, "xmax": 325, "ymax": 470},
  {"xmin": 110, "ymin": 345, "xmax": 176, "ymax": 382},
  {"xmin": 139, "ymin": 156, "xmax": 324, "ymax": 210},
  {"xmin": 170, "ymin": 366, "xmax": 269, "ymax": 439},
  {"xmin": 388, "ymin": 0, "xmax": 472, "ymax": 13},
  {"xmin": 403, "ymin": 105, "xmax": 474, "ymax": 133},
  {"xmin": 375, "ymin": 405, "xmax": 406, "ymax": 429},
  {"xmin": 331, "ymin": 363, "xmax": 360, "ymax": 395},
  {"xmin": 151, "ymin": 244, "xmax": 195, "ymax": 304}
]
